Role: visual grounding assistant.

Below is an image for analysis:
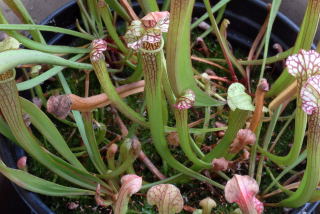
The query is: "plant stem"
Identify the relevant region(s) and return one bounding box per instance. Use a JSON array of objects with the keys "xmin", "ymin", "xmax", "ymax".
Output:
[
  {"xmin": 279, "ymin": 111, "xmax": 320, "ymax": 207},
  {"xmin": 174, "ymin": 109, "xmax": 211, "ymax": 168},
  {"xmin": 17, "ymin": 54, "xmax": 85, "ymax": 91},
  {"xmin": 141, "ymin": 41, "xmax": 224, "ymax": 189},
  {"xmin": 136, "ymin": 0, "xmax": 159, "ymax": 13},
  {"xmin": 139, "ymin": 150, "xmax": 166, "ymax": 180},
  {"xmin": 203, "ymin": 109, "xmax": 249, "ymax": 161},
  {"xmin": 268, "ymin": 110, "xmax": 296, "ymax": 152},
  {"xmin": 91, "ymin": 57, "xmax": 147, "ymax": 126},
  {"xmin": 82, "ymin": 112, "xmax": 108, "ymax": 174},
  {"xmin": 98, "ymin": 3, "xmax": 129, "ymax": 54},
  {"xmin": 0, "ymin": 49, "xmax": 92, "ymax": 75},
  {"xmin": 0, "ymin": 24, "xmax": 95, "ymax": 40},
  {"xmin": 256, "ymin": 106, "xmax": 282, "ymax": 185},
  {"xmin": 262, "ymin": 150, "xmax": 307, "ymax": 195},
  {"xmin": 30, "ymin": 66, "xmax": 46, "ymax": 105},
  {"xmin": 259, "ymin": 106, "xmax": 307, "ymax": 166},
  {"xmin": 167, "ymin": 0, "xmax": 221, "ymax": 107},
  {"xmin": 206, "ymin": 48, "xmax": 292, "ymax": 66},
  {"xmin": 162, "ymin": 0, "xmax": 171, "ymax": 11},
  {"xmin": 3, "ymin": 0, "xmax": 46, "ymax": 43},
  {"xmin": 203, "ymin": 0, "xmax": 245, "ymax": 77},
  {"xmin": 104, "ymin": 0, "xmax": 131, "ymax": 22},
  {"xmin": 248, "ymin": 122, "xmax": 262, "ymax": 177},
  {"xmin": 190, "ymin": 0, "xmax": 230, "ymax": 29},
  {"xmin": 77, "ymin": 0, "xmax": 99, "ymax": 36}
]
